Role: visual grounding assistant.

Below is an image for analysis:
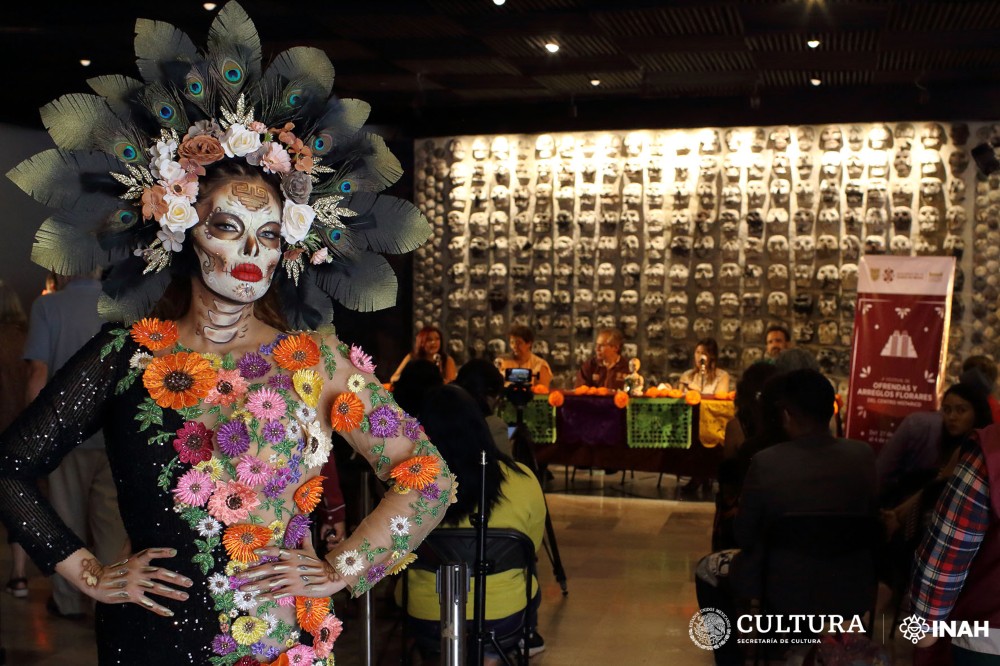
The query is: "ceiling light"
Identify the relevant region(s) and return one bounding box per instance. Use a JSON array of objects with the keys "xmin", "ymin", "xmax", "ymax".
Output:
[
  {"xmin": 807, "ymin": 39, "xmax": 820, "ymax": 49},
  {"xmin": 544, "ymin": 42, "xmax": 560, "ymax": 54},
  {"xmin": 203, "ymin": 2, "xmax": 217, "ymax": 10},
  {"xmin": 590, "ymin": 79, "xmax": 601, "ymax": 87},
  {"xmin": 80, "ymin": 59, "xmax": 92, "ymax": 67},
  {"xmin": 810, "ymin": 77, "xmax": 822, "ymax": 86},
  {"xmin": 493, "ymin": 0, "xmax": 506, "ymax": 4}
]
